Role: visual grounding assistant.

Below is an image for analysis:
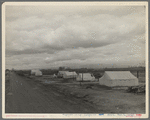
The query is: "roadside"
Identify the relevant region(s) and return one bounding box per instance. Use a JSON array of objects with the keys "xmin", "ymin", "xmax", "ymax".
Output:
[
  {"xmin": 5, "ymin": 72, "xmax": 100, "ymax": 113},
  {"xmin": 29, "ymin": 75, "xmax": 145, "ymax": 113},
  {"xmin": 5, "ymin": 72, "xmax": 145, "ymax": 113}
]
